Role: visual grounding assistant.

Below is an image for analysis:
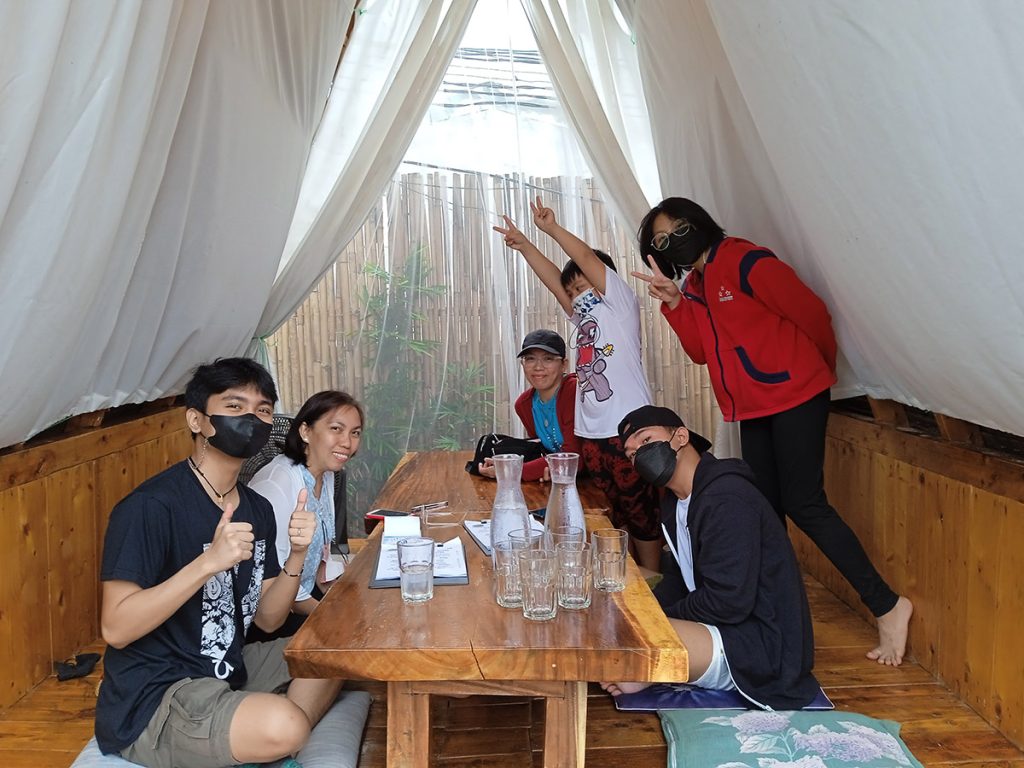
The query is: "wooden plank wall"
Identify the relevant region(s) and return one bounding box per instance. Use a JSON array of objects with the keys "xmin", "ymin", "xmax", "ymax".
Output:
[
  {"xmin": 793, "ymin": 411, "xmax": 1024, "ymax": 750},
  {"xmin": 0, "ymin": 408, "xmax": 191, "ymax": 710}
]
